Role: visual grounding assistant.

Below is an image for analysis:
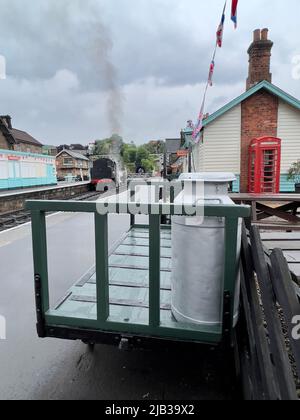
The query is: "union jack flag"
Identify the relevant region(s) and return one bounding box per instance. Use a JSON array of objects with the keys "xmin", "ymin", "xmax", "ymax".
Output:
[
  {"xmin": 216, "ymin": 12, "xmax": 225, "ymax": 47},
  {"xmin": 231, "ymin": 0, "xmax": 238, "ymax": 29}
]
